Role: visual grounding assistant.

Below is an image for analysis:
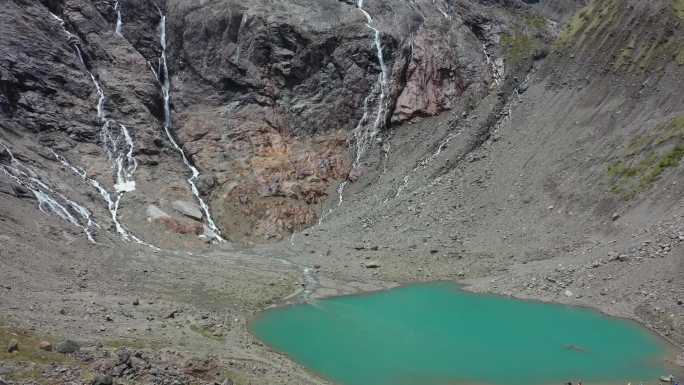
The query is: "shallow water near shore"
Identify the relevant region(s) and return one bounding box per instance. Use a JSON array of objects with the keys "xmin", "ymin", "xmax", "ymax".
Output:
[{"xmin": 251, "ymin": 282, "xmax": 673, "ymax": 385}]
